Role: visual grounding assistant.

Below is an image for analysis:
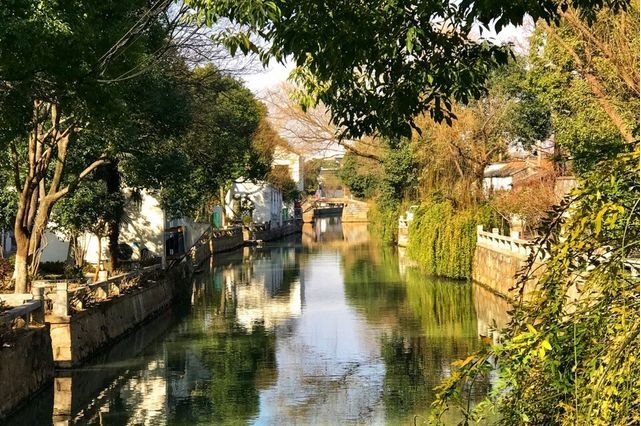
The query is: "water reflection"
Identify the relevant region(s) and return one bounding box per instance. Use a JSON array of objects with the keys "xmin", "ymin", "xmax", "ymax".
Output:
[{"xmin": 8, "ymin": 217, "xmax": 509, "ymax": 425}]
